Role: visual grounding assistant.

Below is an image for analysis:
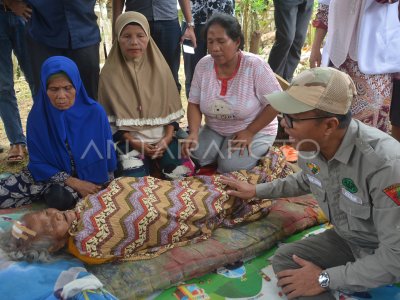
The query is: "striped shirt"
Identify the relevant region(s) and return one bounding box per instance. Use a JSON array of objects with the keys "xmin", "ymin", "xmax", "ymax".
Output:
[{"xmin": 189, "ymin": 51, "xmax": 281, "ymax": 136}]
